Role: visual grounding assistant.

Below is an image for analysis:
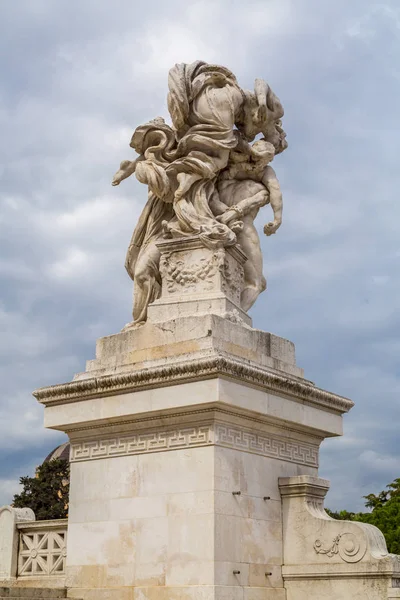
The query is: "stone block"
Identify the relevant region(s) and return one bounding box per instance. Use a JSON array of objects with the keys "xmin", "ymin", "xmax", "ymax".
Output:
[
  {"xmin": 0, "ymin": 508, "xmax": 35, "ymax": 580},
  {"xmin": 157, "ymin": 237, "xmax": 246, "ymax": 303}
]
